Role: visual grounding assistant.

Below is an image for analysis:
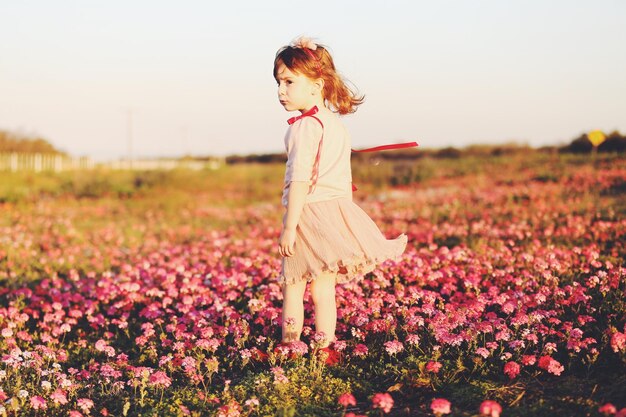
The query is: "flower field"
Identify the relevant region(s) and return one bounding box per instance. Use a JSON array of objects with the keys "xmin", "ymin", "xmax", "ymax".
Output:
[{"xmin": 0, "ymin": 153, "xmax": 625, "ymax": 416}]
